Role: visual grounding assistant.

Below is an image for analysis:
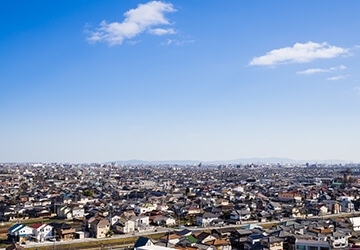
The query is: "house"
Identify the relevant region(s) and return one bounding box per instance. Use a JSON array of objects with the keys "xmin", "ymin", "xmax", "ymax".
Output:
[
  {"xmin": 260, "ymin": 237, "xmax": 283, "ymax": 250},
  {"xmin": 49, "ymin": 222, "xmax": 75, "ymax": 241},
  {"xmin": 194, "ymin": 232, "xmax": 217, "ymax": 244},
  {"xmin": 132, "ymin": 216, "xmax": 150, "ymax": 231},
  {"xmin": 230, "ymin": 210, "xmax": 251, "ymax": 222},
  {"xmin": 244, "ymin": 234, "xmax": 264, "ymax": 250},
  {"xmin": 57, "ymin": 206, "xmax": 72, "ymax": 219},
  {"xmin": 341, "ymin": 201, "xmax": 355, "ymax": 213},
  {"xmin": 7, "ymin": 224, "xmax": 33, "ymax": 243},
  {"xmin": 90, "ymin": 219, "xmax": 110, "ymax": 238},
  {"xmin": 84, "ymin": 216, "xmax": 97, "ymax": 231},
  {"xmin": 310, "ymin": 205, "xmax": 328, "ymax": 216},
  {"xmin": 28, "ymin": 207, "xmax": 51, "ymax": 218},
  {"xmin": 266, "ymin": 202, "xmax": 282, "ymax": 213},
  {"xmin": 176, "ymin": 229, "xmax": 193, "ymax": 237},
  {"xmin": 0, "ymin": 206, "xmax": 17, "ymax": 222},
  {"xmin": 211, "ymin": 228, "xmax": 237, "ymax": 239},
  {"xmin": 295, "ymin": 239, "xmax": 330, "ymax": 250},
  {"xmin": 291, "ymin": 207, "xmax": 303, "ymax": 218},
  {"xmin": 30, "ymin": 223, "xmax": 53, "ymax": 242},
  {"xmin": 135, "ymin": 204, "xmax": 157, "ymax": 215},
  {"xmin": 187, "ymin": 207, "xmax": 202, "ymax": 215},
  {"xmin": 134, "ymin": 237, "xmax": 155, "ymax": 248},
  {"xmin": 77, "ymin": 196, "xmax": 97, "ymax": 205},
  {"xmin": 136, "ymin": 245, "xmax": 175, "ymax": 250},
  {"xmin": 160, "ymin": 233, "xmax": 182, "ymax": 245},
  {"xmin": 109, "ymin": 215, "xmax": 121, "ymax": 226},
  {"xmin": 204, "ymin": 239, "xmax": 232, "ymax": 250},
  {"xmin": 278, "ymin": 193, "xmax": 302, "ymax": 202},
  {"xmin": 330, "ymin": 231, "xmax": 349, "ymax": 248},
  {"xmin": 176, "ymin": 235, "xmax": 198, "ymax": 249},
  {"xmin": 114, "ymin": 217, "xmax": 136, "ymax": 234},
  {"xmin": 307, "ymin": 227, "xmax": 349, "ymax": 249},
  {"xmin": 152, "ymin": 216, "xmax": 176, "ymax": 226},
  {"xmin": 350, "ymin": 217, "xmax": 360, "ymax": 231},
  {"xmin": 196, "ymin": 212, "xmax": 219, "ymax": 227},
  {"xmin": 230, "ymin": 229, "xmax": 253, "ymax": 250},
  {"xmin": 72, "ymin": 207, "xmax": 85, "ymax": 218}
]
